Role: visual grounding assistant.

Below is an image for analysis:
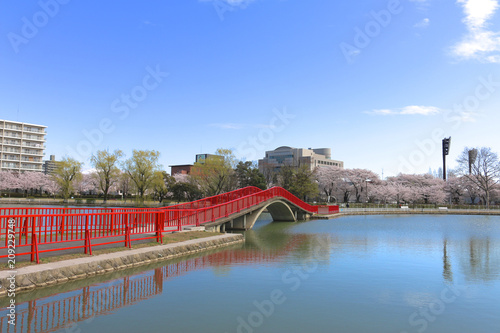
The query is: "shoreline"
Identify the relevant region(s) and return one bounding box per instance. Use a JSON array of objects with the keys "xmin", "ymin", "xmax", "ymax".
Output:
[
  {"xmin": 0, "ymin": 233, "xmax": 244, "ymax": 297},
  {"xmin": 312, "ymin": 209, "xmax": 500, "ymax": 219}
]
